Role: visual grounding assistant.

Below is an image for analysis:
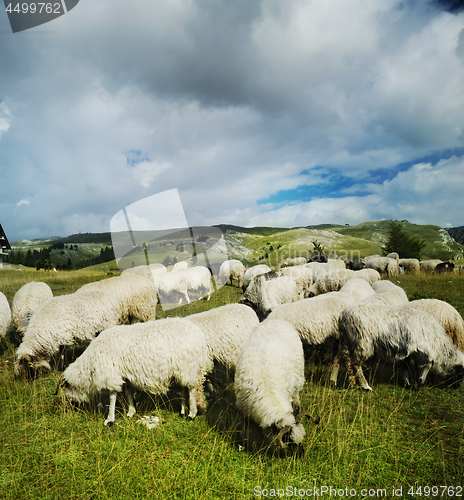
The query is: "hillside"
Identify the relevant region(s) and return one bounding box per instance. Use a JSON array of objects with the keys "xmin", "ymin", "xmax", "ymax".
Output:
[
  {"xmin": 447, "ymin": 225, "xmax": 464, "ymax": 245},
  {"xmin": 8, "ymin": 219, "xmax": 463, "ymax": 270}
]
